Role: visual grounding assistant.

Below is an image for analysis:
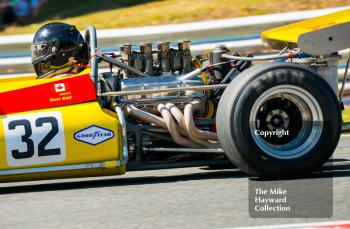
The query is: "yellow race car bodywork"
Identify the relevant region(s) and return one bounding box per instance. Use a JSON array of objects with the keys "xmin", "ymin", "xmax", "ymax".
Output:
[
  {"xmin": 262, "ymin": 8, "xmax": 350, "ymax": 50},
  {"xmin": 1, "ymin": 8, "xmax": 349, "ymax": 182},
  {"xmin": 0, "ymin": 70, "xmax": 125, "ymax": 182}
]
